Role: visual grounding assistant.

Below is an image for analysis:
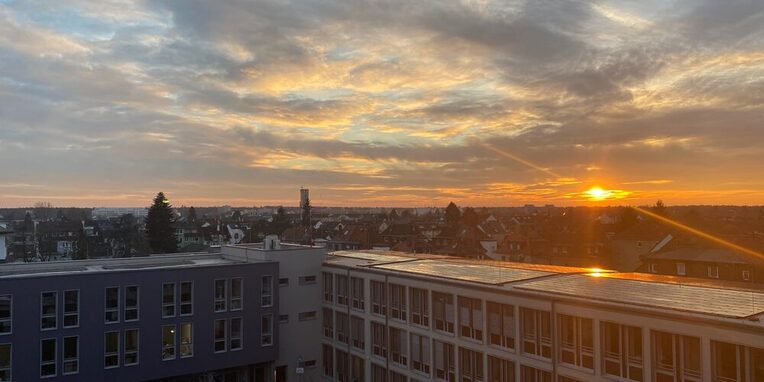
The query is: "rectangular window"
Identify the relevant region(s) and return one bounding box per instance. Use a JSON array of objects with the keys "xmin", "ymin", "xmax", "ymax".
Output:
[
  {"xmin": 63, "ymin": 290, "xmax": 79, "ymax": 328},
  {"xmin": 410, "ymin": 287, "xmax": 429, "ymax": 327},
  {"xmin": 351, "ymin": 277, "xmax": 365, "ymax": 310},
  {"xmin": 411, "ymin": 332, "xmax": 431, "ymax": 375},
  {"xmin": 214, "ymin": 279, "xmax": 227, "ymax": 312},
  {"xmin": 124, "ymin": 329, "xmax": 139, "ymax": 365},
  {"xmin": 261, "ymin": 314, "xmax": 273, "ymax": 346},
  {"xmin": 0, "ymin": 343, "xmax": 10, "ymax": 381},
  {"xmin": 230, "ymin": 318, "xmax": 243, "ymax": 350},
  {"xmin": 124, "ymin": 286, "xmax": 139, "ymax": 321},
  {"xmin": 279, "ymin": 314, "xmax": 289, "ymax": 323},
  {"xmin": 336, "ymin": 311, "xmax": 349, "ymax": 344},
  {"xmin": 323, "ymin": 272, "xmax": 334, "ymax": 302},
  {"xmin": 40, "ymin": 338, "xmax": 56, "ymax": 378},
  {"xmin": 371, "ymin": 321, "xmax": 387, "ymax": 358},
  {"xmin": 162, "ymin": 283, "xmax": 175, "ymax": 317},
  {"xmin": 41, "ymin": 291, "xmax": 57, "ymax": 330},
  {"xmin": 162, "ymin": 325, "xmax": 176, "ymax": 360},
  {"xmin": 261, "ymin": 276, "xmax": 273, "ymax": 307},
  {"xmin": 390, "ymin": 327, "xmax": 408, "ymax": 366},
  {"xmin": 390, "ymin": 370, "xmax": 406, "ymax": 382},
  {"xmin": 299, "ymin": 275, "xmax": 317, "ymax": 285},
  {"xmin": 230, "ymin": 278, "xmax": 242, "ymax": 311},
  {"xmin": 602, "ymin": 321, "xmax": 642, "ymax": 381},
  {"xmin": 351, "ymin": 354, "xmax": 364, "ymax": 382},
  {"xmin": 63, "ymin": 336, "xmax": 78, "ymax": 375},
  {"xmin": 0, "ymin": 295, "xmax": 11, "ymax": 334},
  {"xmin": 323, "ymin": 308, "xmax": 334, "ymax": 338},
  {"xmin": 434, "ymin": 340, "xmax": 456, "ymax": 382},
  {"xmin": 336, "ymin": 275, "xmax": 349, "ymax": 306},
  {"xmin": 299, "ymin": 311, "xmax": 317, "ymax": 321},
  {"xmin": 180, "ymin": 281, "xmax": 193, "ymax": 315},
  {"xmin": 371, "ymin": 280, "xmax": 387, "ymax": 316},
  {"xmin": 214, "ymin": 319, "xmax": 226, "ymax": 352},
  {"xmin": 336, "ymin": 349, "xmax": 349, "ymax": 382},
  {"xmin": 559, "ymin": 314, "xmax": 594, "ymax": 370},
  {"xmin": 708, "ymin": 265, "xmax": 720, "ymax": 278},
  {"xmin": 389, "ymin": 283, "xmax": 407, "ymax": 321},
  {"xmin": 487, "ymin": 301, "xmax": 514, "ymax": 349},
  {"xmin": 520, "ymin": 366, "xmax": 551, "ymax": 382},
  {"xmin": 676, "ymin": 263, "xmax": 686, "ymax": 276},
  {"xmin": 751, "ymin": 346, "xmax": 764, "ymax": 381},
  {"xmin": 520, "ymin": 308, "xmax": 551, "ymax": 359},
  {"xmin": 488, "ymin": 355, "xmax": 514, "ymax": 382},
  {"xmin": 458, "ymin": 296, "xmax": 483, "ymax": 341},
  {"xmin": 351, "ymin": 315, "xmax": 365, "ymax": 350},
  {"xmin": 323, "ymin": 344, "xmax": 334, "ymax": 377},
  {"xmin": 180, "ymin": 322, "xmax": 193, "ymax": 357},
  {"xmin": 105, "ymin": 287, "xmax": 119, "ymax": 323},
  {"xmin": 652, "ymin": 331, "xmax": 701, "ymax": 382},
  {"xmin": 459, "ymin": 347, "xmax": 484, "ymax": 382},
  {"xmin": 712, "ymin": 341, "xmax": 743, "ymax": 382},
  {"xmin": 104, "ymin": 331, "xmax": 119, "ymax": 368},
  {"xmin": 433, "ymin": 291, "xmax": 455, "ymax": 333},
  {"xmin": 372, "ymin": 363, "xmax": 386, "ymax": 382},
  {"xmin": 279, "ymin": 277, "xmax": 289, "ymax": 287}
]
